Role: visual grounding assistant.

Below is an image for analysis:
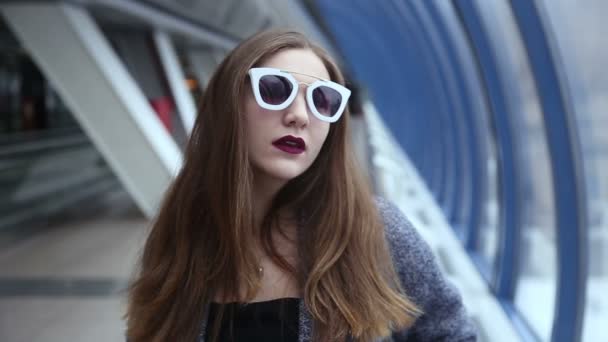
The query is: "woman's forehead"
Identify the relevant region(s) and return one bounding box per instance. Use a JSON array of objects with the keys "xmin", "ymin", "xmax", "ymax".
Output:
[{"xmin": 260, "ymin": 48, "xmax": 330, "ymax": 81}]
